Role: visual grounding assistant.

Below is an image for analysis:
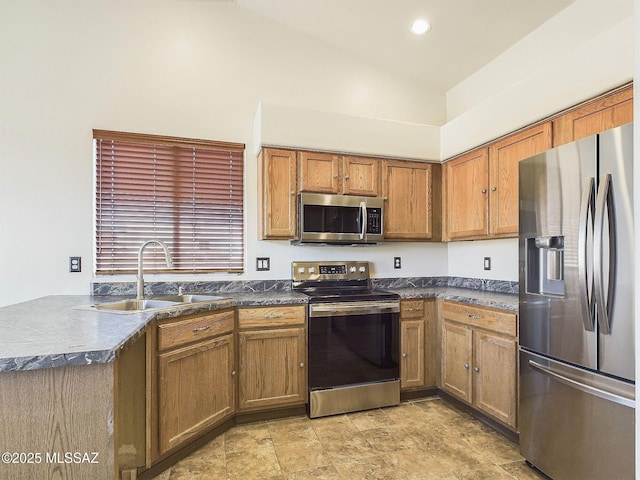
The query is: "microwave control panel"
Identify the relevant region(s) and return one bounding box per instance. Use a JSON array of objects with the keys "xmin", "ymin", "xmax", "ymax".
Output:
[{"xmin": 367, "ymin": 208, "xmax": 382, "ymax": 234}]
